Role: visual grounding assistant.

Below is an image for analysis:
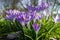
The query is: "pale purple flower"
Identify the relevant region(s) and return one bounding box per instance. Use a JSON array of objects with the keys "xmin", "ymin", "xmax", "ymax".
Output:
[
  {"xmin": 6, "ymin": 15, "xmax": 16, "ymax": 20},
  {"xmin": 6, "ymin": 9, "xmax": 20, "ymax": 16},
  {"xmin": 33, "ymin": 22, "xmax": 41, "ymax": 32},
  {"xmin": 6, "ymin": 9, "xmax": 20, "ymax": 20}
]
